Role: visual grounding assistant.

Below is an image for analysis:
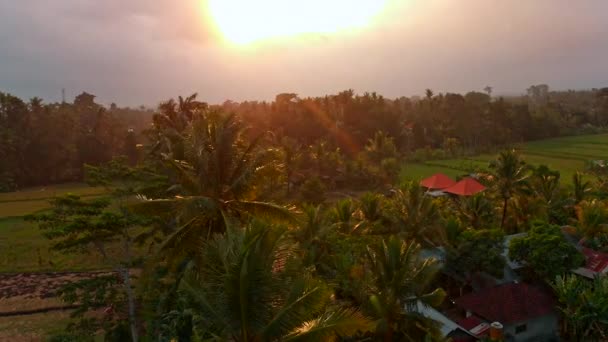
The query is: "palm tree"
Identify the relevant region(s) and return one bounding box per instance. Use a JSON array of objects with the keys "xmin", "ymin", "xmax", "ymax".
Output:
[
  {"xmin": 489, "ymin": 150, "xmax": 531, "ymax": 230},
  {"xmin": 365, "ymin": 131, "xmax": 398, "ymax": 164},
  {"xmin": 366, "ymin": 237, "xmax": 446, "ymax": 341},
  {"xmin": 150, "ymin": 93, "xmax": 207, "ymax": 160},
  {"xmin": 133, "ymin": 111, "xmax": 294, "ymax": 259},
  {"xmin": 172, "ymin": 222, "xmax": 372, "ymax": 341},
  {"xmin": 553, "ymin": 275, "xmax": 608, "ymax": 341},
  {"xmin": 389, "ymin": 182, "xmax": 444, "ymax": 246},
  {"xmin": 294, "ymin": 205, "xmax": 330, "ymax": 271},
  {"xmin": 352, "ymin": 192, "xmax": 385, "ymax": 234},
  {"xmin": 279, "ymin": 136, "xmax": 302, "ymax": 196},
  {"xmin": 457, "ymin": 194, "xmax": 494, "ymax": 230},
  {"xmin": 573, "ymin": 172, "xmax": 591, "ymax": 204},
  {"xmin": 575, "ymin": 200, "xmax": 608, "ymax": 244},
  {"xmin": 331, "ymin": 199, "xmax": 355, "ymax": 234}
]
